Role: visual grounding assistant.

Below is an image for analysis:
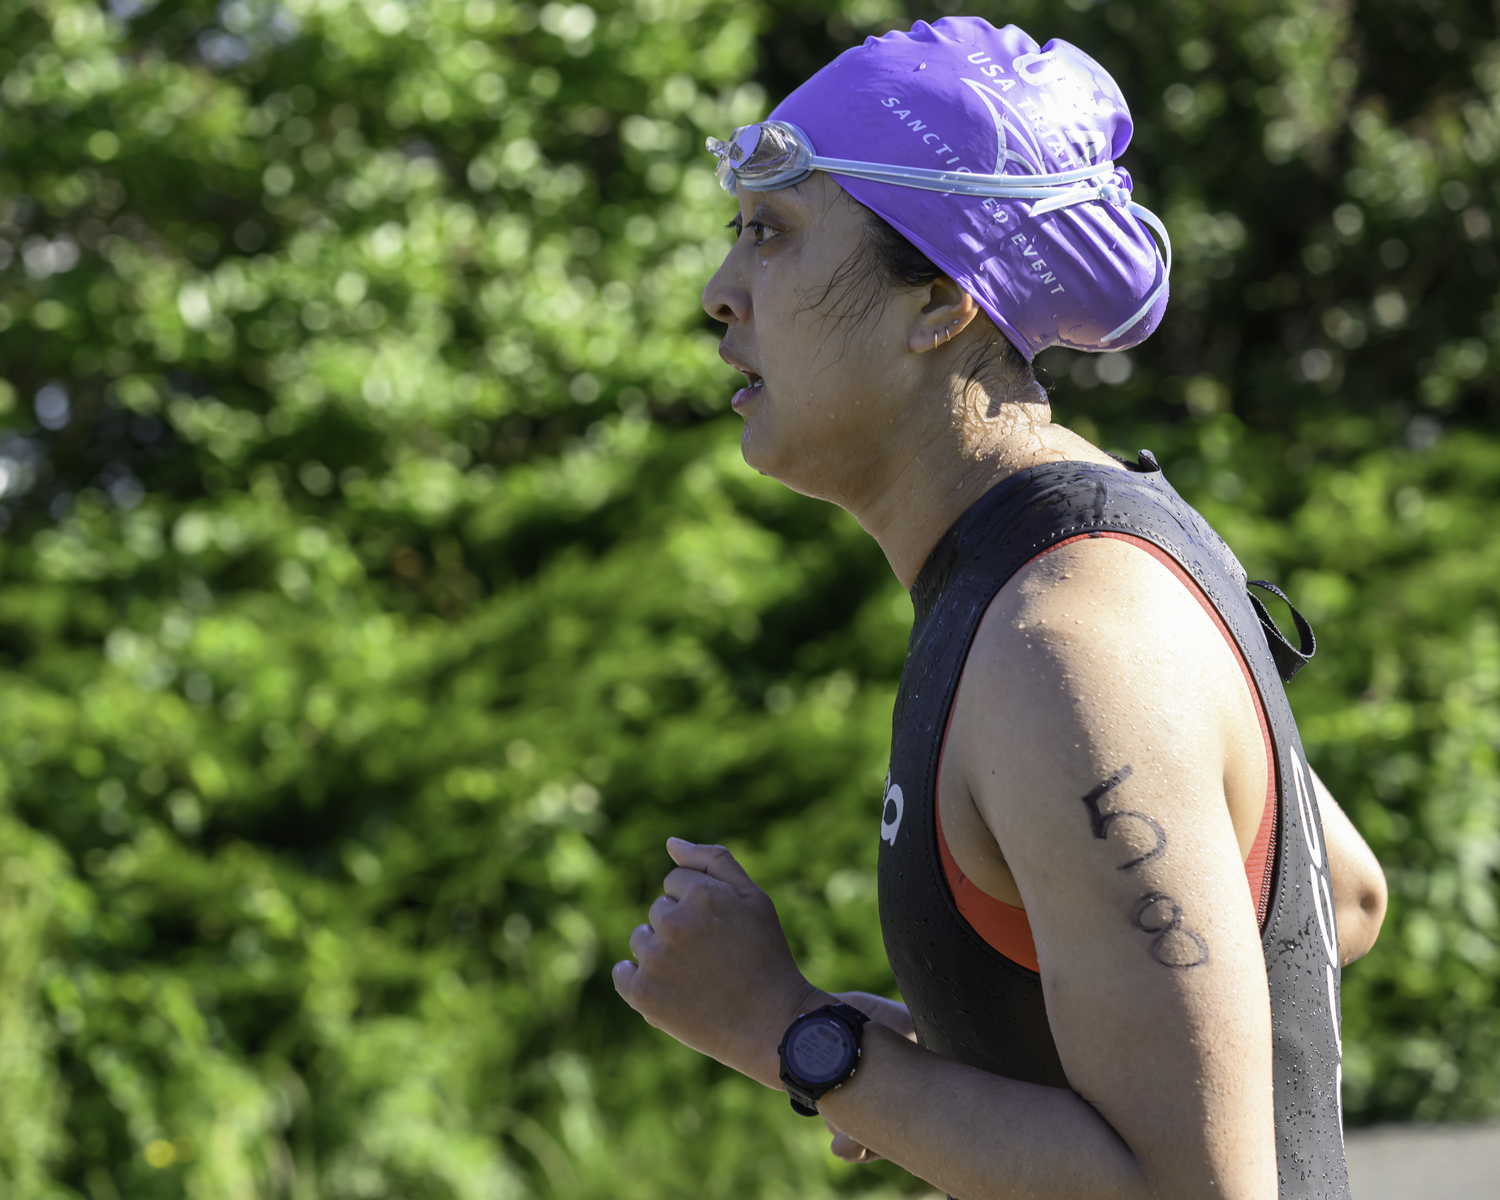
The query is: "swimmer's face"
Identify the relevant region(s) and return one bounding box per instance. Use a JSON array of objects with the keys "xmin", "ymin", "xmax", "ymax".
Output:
[{"xmin": 701, "ymin": 173, "xmax": 954, "ymax": 505}]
